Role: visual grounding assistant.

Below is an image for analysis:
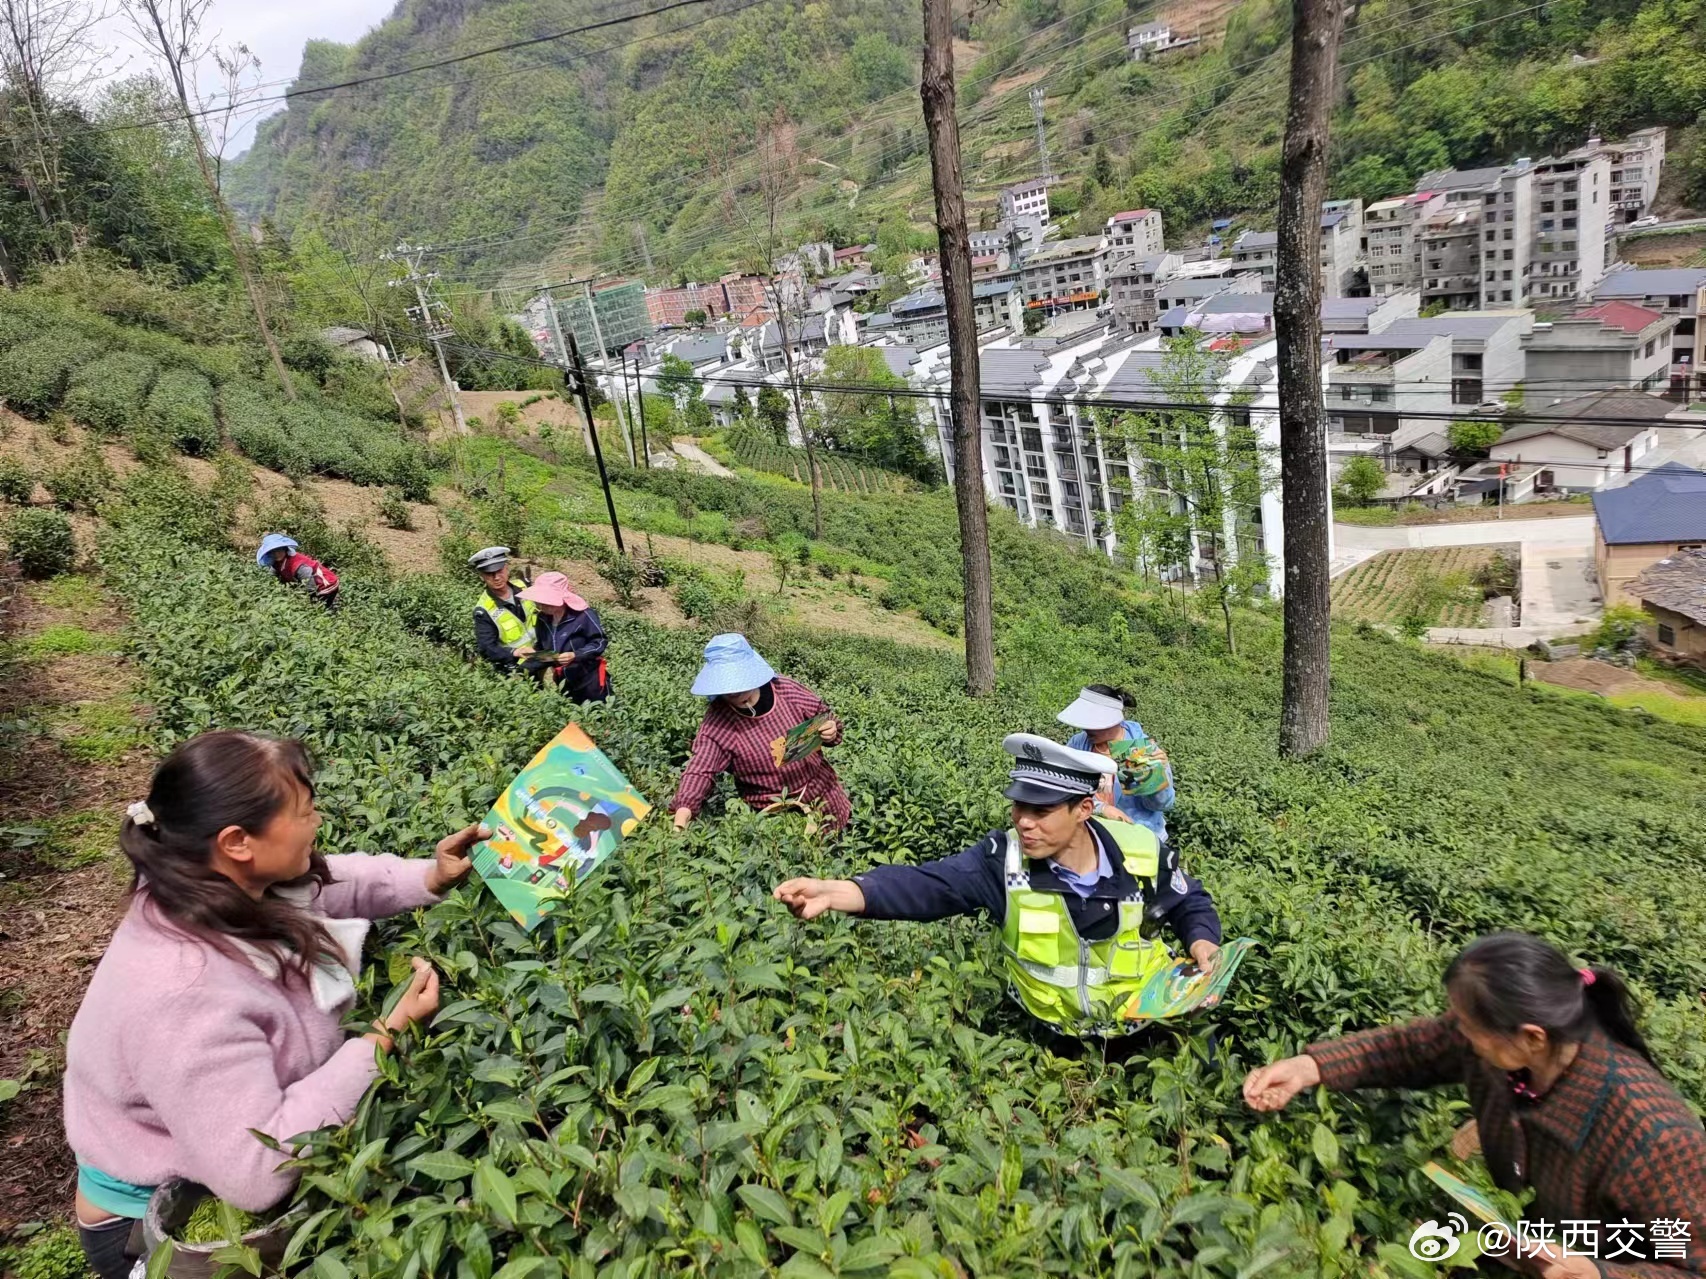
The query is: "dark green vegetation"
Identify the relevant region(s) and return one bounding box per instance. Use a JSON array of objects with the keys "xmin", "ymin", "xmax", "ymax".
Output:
[
  {"xmin": 0, "ymin": 291, "xmax": 430, "ymax": 495},
  {"xmin": 87, "ymin": 444, "xmax": 1706, "ymax": 1277},
  {"xmin": 230, "ymin": 0, "xmax": 1705, "ymax": 284}
]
